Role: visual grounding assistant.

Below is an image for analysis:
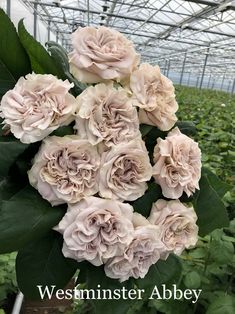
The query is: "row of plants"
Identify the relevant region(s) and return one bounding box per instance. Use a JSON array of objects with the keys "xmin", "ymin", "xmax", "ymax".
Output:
[{"xmin": 0, "ymin": 253, "xmax": 17, "ymax": 313}]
